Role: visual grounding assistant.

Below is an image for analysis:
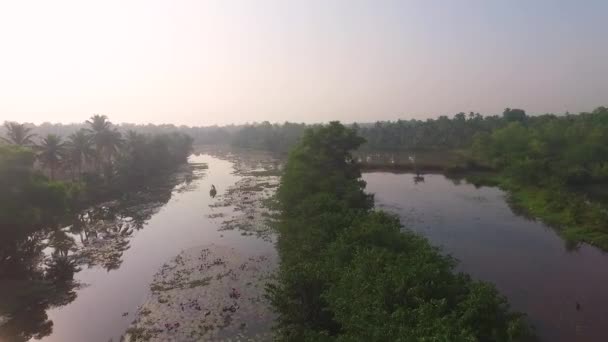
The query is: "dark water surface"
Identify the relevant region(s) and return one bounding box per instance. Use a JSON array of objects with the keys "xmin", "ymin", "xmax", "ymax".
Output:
[
  {"xmin": 42, "ymin": 154, "xmax": 275, "ymax": 342},
  {"xmin": 0, "ymin": 154, "xmax": 276, "ymax": 342},
  {"xmin": 364, "ymin": 172, "xmax": 608, "ymax": 342}
]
